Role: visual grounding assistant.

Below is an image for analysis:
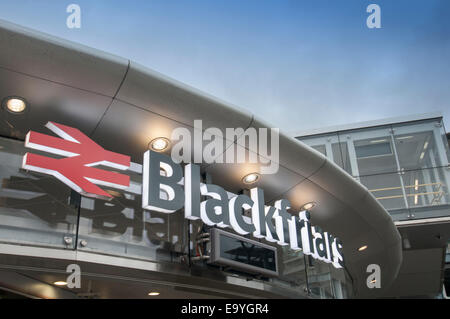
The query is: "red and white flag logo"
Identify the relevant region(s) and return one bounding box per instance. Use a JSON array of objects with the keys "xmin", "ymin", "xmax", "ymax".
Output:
[{"xmin": 22, "ymin": 122, "xmax": 130, "ymax": 200}]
